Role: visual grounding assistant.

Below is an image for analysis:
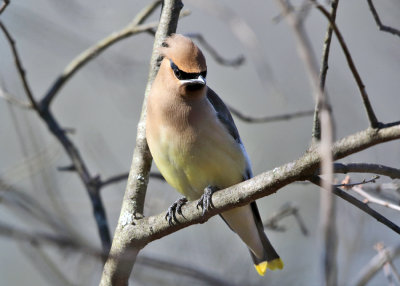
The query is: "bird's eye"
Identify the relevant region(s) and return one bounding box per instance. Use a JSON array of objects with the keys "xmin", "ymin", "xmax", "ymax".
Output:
[
  {"xmin": 173, "ymin": 68, "xmax": 182, "ymax": 79},
  {"xmin": 201, "ymin": 70, "xmax": 207, "ymax": 78},
  {"xmin": 170, "ymin": 59, "xmax": 183, "ymax": 80}
]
